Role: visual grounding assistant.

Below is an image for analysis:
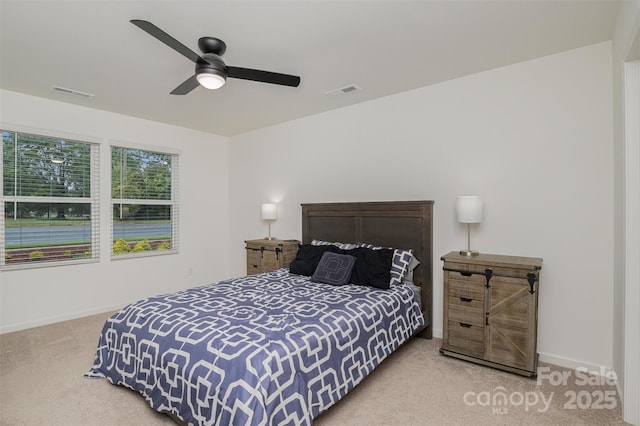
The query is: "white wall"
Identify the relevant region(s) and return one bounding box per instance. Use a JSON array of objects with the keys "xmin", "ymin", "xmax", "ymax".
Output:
[
  {"xmin": 228, "ymin": 42, "xmax": 615, "ymax": 371},
  {"xmin": 0, "ymin": 90, "xmax": 230, "ymax": 332}
]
